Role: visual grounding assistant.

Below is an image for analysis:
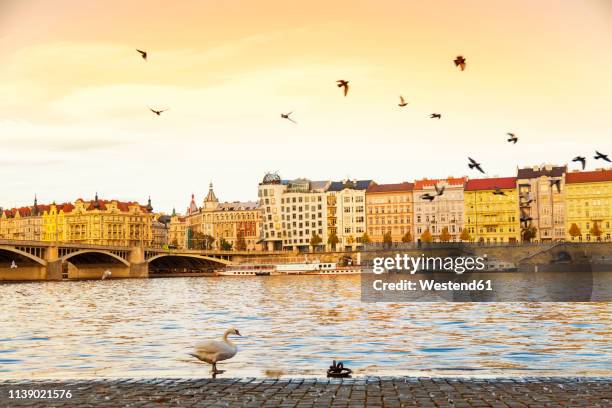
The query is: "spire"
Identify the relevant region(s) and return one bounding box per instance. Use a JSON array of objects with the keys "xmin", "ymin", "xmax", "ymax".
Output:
[
  {"xmin": 146, "ymin": 196, "xmax": 153, "ymax": 213},
  {"xmin": 204, "ymin": 182, "xmax": 218, "ymax": 203},
  {"xmin": 32, "ymin": 194, "xmax": 39, "ymax": 216},
  {"xmin": 93, "ymin": 192, "xmax": 100, "ymax": 209},
  {"xmin": 172, "ymin": 207, "xmax": 176, "ymax": 217},
  {"xmin": 188, "ymin": 193, "xmax": 198, "ymax": 214}
]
